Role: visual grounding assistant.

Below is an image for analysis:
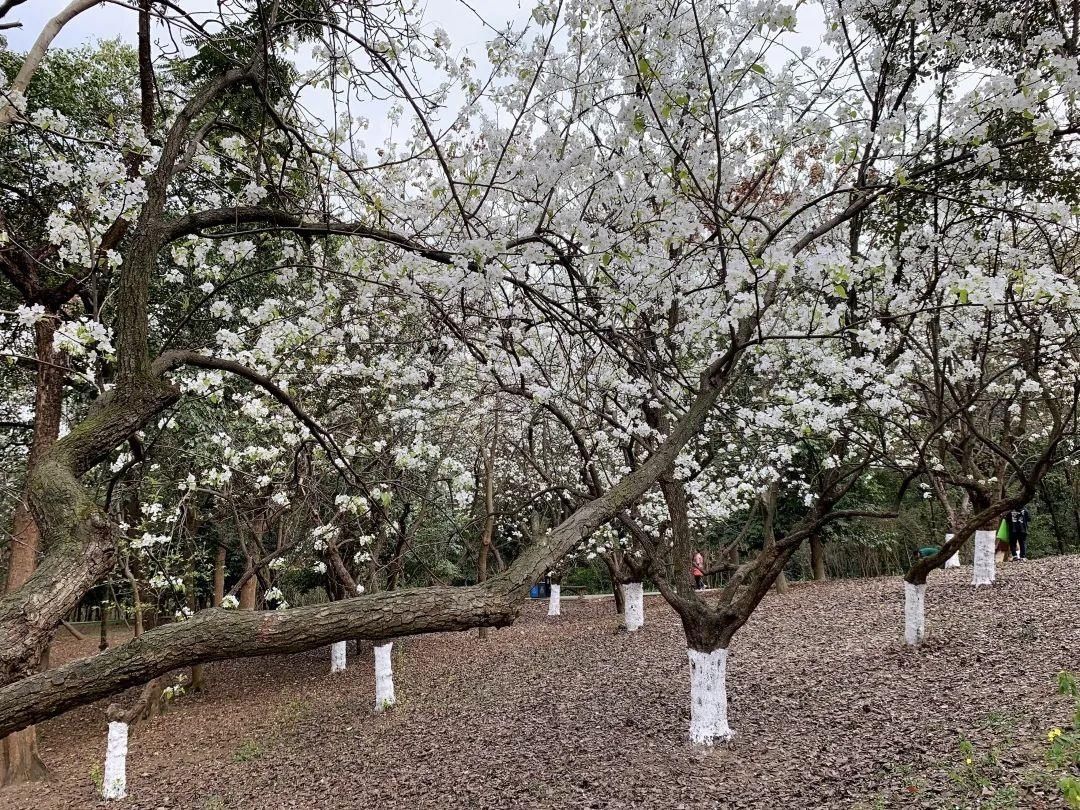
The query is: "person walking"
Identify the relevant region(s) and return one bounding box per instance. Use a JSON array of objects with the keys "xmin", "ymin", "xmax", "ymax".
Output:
[
  {"xmin": 1009, "ymin": 505, "xmax": 1031, "ymax": 561},
  {"xmin": 692, "ymin": 551, "xmax": 705, "ymax": 590}
]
